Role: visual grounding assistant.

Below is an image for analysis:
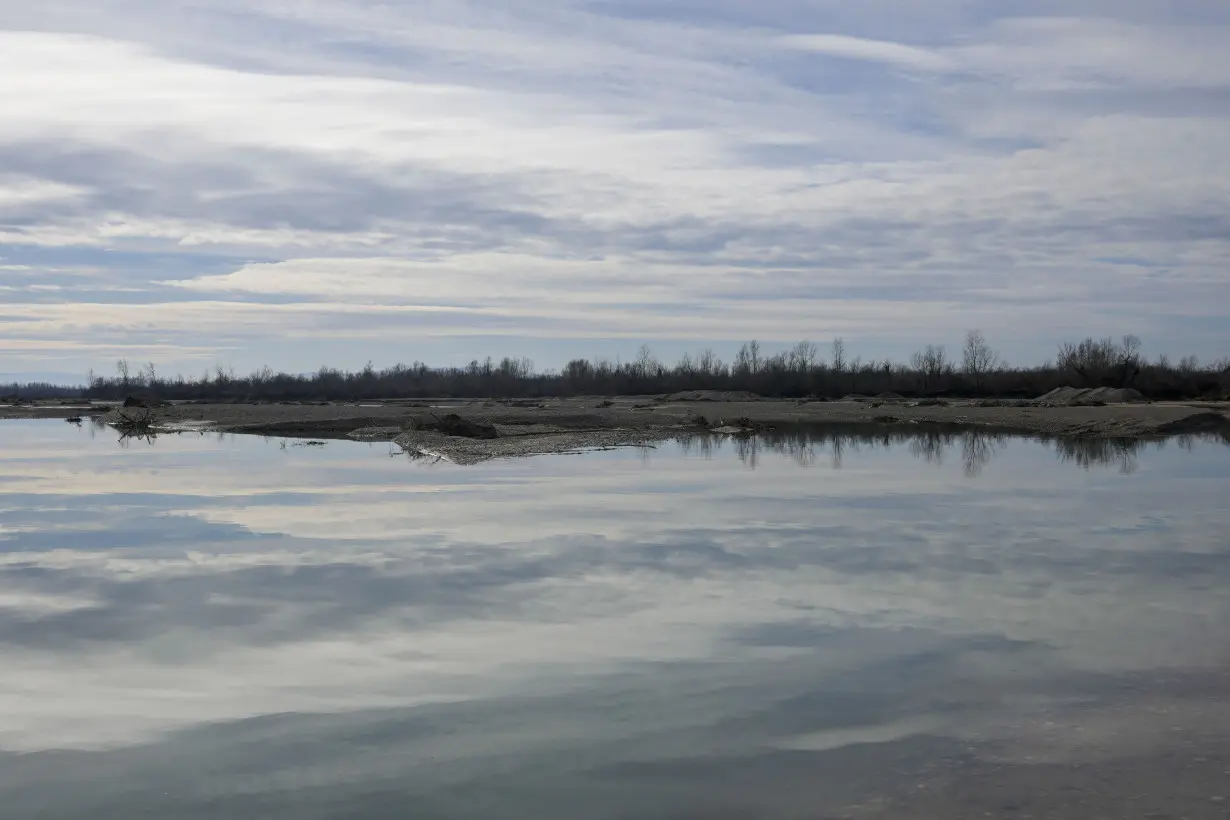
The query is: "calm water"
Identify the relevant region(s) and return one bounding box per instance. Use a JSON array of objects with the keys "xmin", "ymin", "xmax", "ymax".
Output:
[{"xmin": 1, "ymin": 420, "xmax": 1229, "ymax": 819}]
